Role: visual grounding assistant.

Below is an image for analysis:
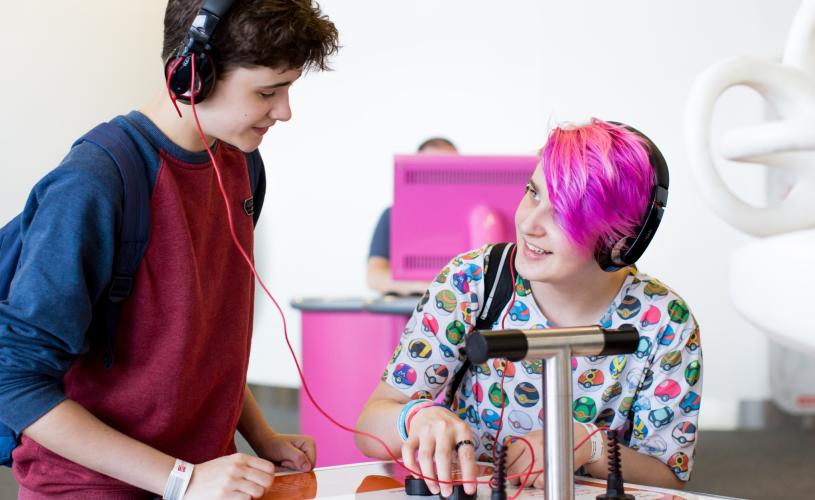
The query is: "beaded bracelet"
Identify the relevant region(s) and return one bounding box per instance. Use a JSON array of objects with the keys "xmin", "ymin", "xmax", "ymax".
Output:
[
  {"xmin": 405, "ymin": 401, "xmax": 448, "ymax": 437},
  {"xmin": 397, "ymin": 399, "xmax": 433, "ymax": 441}
]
